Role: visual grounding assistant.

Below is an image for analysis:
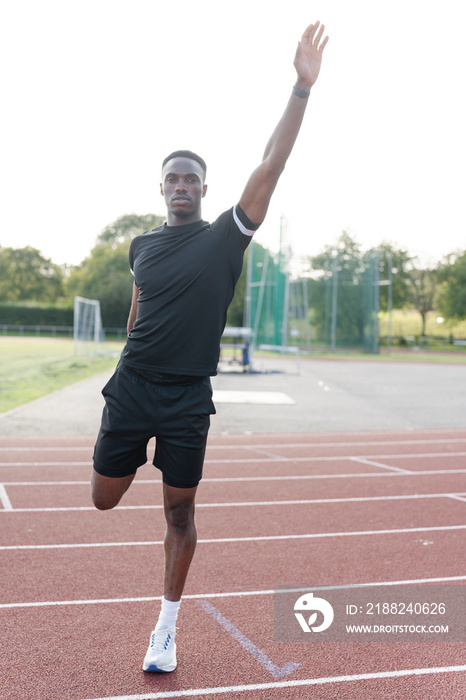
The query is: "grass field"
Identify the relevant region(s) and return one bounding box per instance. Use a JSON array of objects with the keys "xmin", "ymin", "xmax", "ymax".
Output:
[
  {"xmin": 378, "ymin": 309, "xmax": 466, "ymax": 338},
  {"xmin": 0, "ymin": 337, "xmax": 123, "ymax": 413},
  {"xmin": 306, "ymin": 349, "xmax": 466, "ymax": 364}
]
